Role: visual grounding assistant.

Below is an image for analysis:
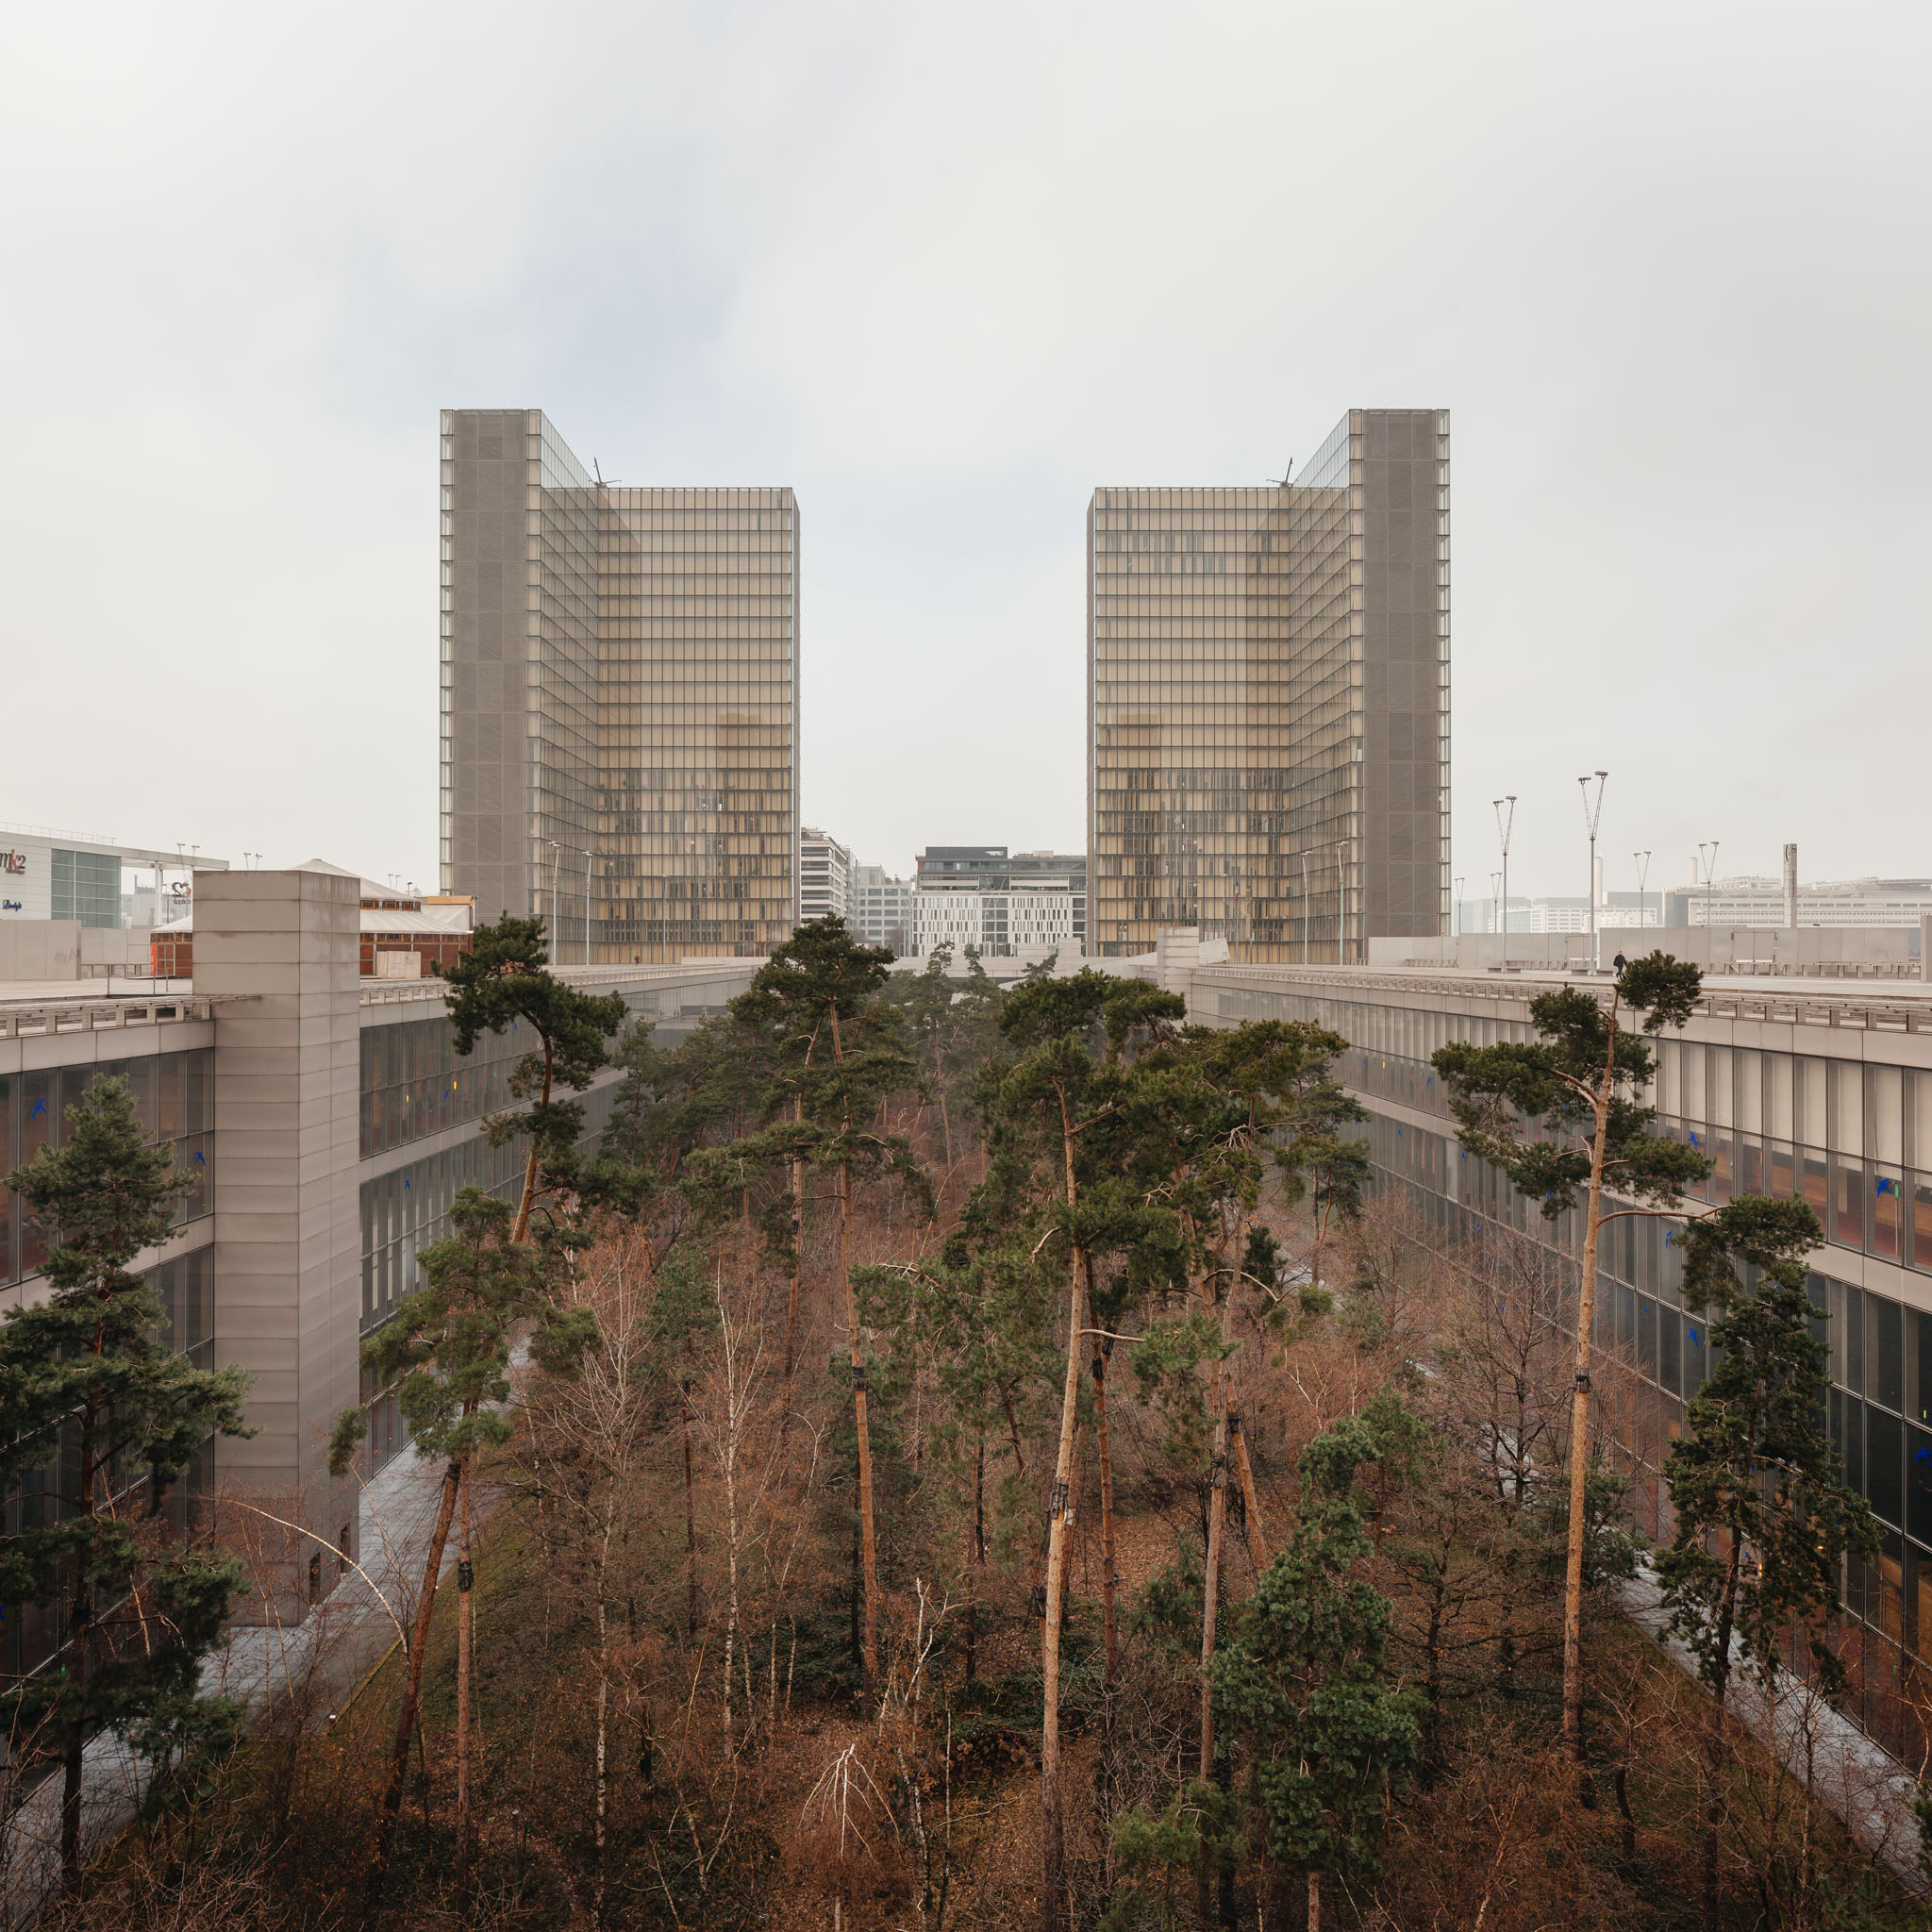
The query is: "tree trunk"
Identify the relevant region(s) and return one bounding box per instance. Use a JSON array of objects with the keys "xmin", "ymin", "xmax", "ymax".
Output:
[
  {"xmin": 1702, "ymin": 1540, "xmax": 1743, "ymax": 1932},
  {"xmin": 1307, "ymin": 1868, "xmax": 1321, "ymax": 1932},
  {"xmin": 1083, "ymin": 1257, "xmax": 1121, "ymax": 1689},
  {"xmin": 1197, "ymin": 1412, "xmax": 1228, "ymax": 1929},
  {"xmin": 455, "ymin": 1467, "xmax": 475, "ymax": 1920},
  {"xmin": 1195, "ymin": 1264, "xmax": 1232, "ymax": 1932},
  {"xmin": 58, "ymin": 1392, "xmax": 102, "ymax": 1896},
  {"xmin": 842, "ymin": 1154, "xmax": 880, "ymax": 1698},
  {"xmin": 723, "ymin": 1340, "xmax": 742, "ymax": 1755},
  {"xmin": 1228, "ymin": 1408, "xmax": 1269, "ymax": 1570},
  {"xmin": 827, "ymin": 1002, "xmax": 881, "ymax": 1699},
  {"xmin": 785, "ymin": 1089, "xmax": 805, "ymax": 1423},
  {"xmin": 682, "ymin": 1377, "xmax": 699, "ymax": 1641},
  {"xmin": 1091, "ymin": 1322, "xmax": 1123, "ymax": 1898},
  {"xmin": 1094, "ymin": 1346, "xmax": 1121, "ymax": 1674},
  {"xmin": 594, "ymin": 1494, "xmax": 614, "ymax": 1929},
  {"xmin": 966, "ymin": 1434, "xmax": 984, "ymax": 1683},
  {"xmin": 1039, "ymin": 1086, "xmax": 1086, "ymax": 1932},
  {"xmin": 510, "ymin": 1041, "xmax": 554, "ymax": 1244},
  {"xmin": 1196, "ymin": 1264, "xmax": 1234, "ymax": 1778},
  {"xmin": 1561, "ymin": 991, "xmax": 1623, "ymax": 1774},
  {"xmin": 371, "ymin": 1457, "xmax": 464, "ymax": 1904}
]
